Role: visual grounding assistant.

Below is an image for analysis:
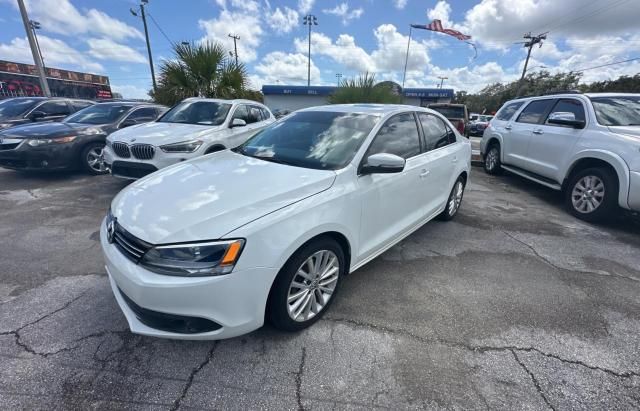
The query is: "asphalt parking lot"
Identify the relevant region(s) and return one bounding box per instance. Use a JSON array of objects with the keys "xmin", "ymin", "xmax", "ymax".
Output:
[{"xmin": 1, "ymin": 166, "xmax": 639, "ymax": 410}]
